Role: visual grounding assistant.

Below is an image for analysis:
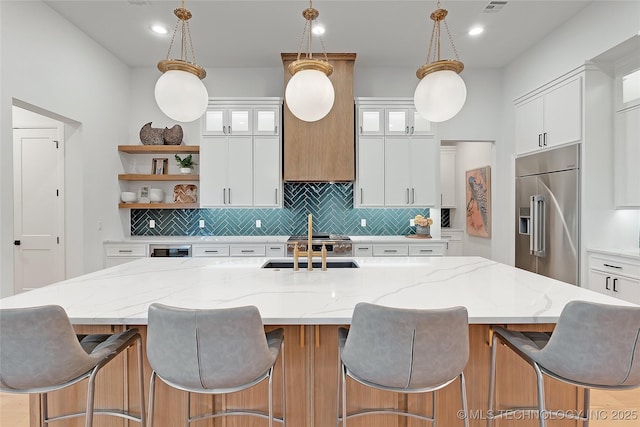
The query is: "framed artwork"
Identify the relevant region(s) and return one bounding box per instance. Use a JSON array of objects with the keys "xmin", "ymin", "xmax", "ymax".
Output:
[
  {"xmin": 465, "ymin": 166, "xmax": 491, "ymax": 238},
  {"xmin": 151, "ymin": 158, "xmax": 168, "ymax": 175},
  {"xmin": 138, "ymin": 186, "xmax": 150, "ymax": 203}
]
